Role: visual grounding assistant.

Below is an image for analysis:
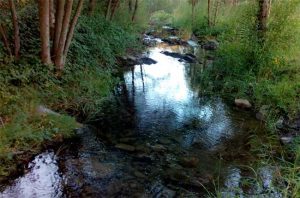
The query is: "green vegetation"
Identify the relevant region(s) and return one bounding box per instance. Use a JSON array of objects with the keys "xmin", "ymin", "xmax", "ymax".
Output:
[
  {"xmin": 171, "ymin": 0, "xmax": 300, "ymax": 196},
  {"xmin": 0, "ymin": 1, "xmax": 141, "ymax": 178},
  {"xmin": 1, "ymin": 0, "xmax": 299, "ymax": 196}
]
